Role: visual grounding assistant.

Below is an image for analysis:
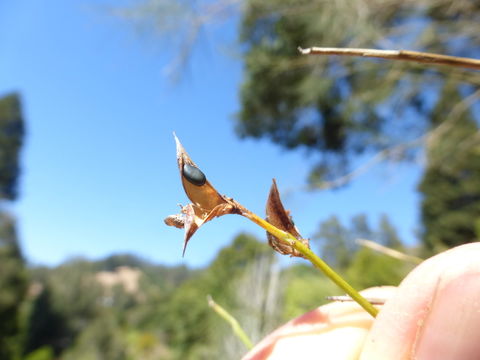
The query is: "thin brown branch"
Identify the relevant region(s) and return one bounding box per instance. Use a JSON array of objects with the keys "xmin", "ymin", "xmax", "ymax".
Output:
[{"xmin": 299, "ymin": 47, "xmax": 480, "ymax": 71}]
